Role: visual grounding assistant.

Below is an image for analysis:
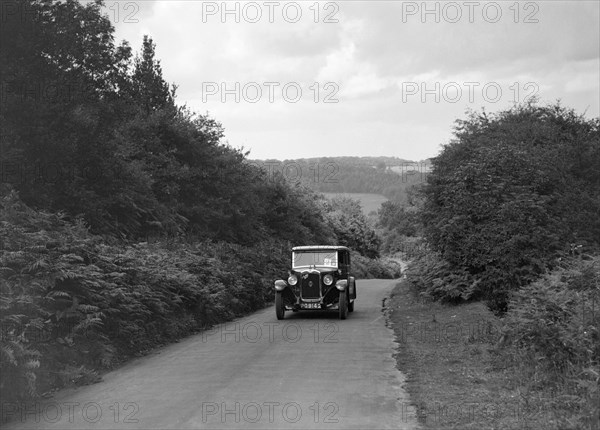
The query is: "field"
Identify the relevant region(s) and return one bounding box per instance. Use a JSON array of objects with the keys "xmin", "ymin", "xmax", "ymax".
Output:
[{"xmin": 322, "ymin": 193, "xmax": 389, "ymax": 215}]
